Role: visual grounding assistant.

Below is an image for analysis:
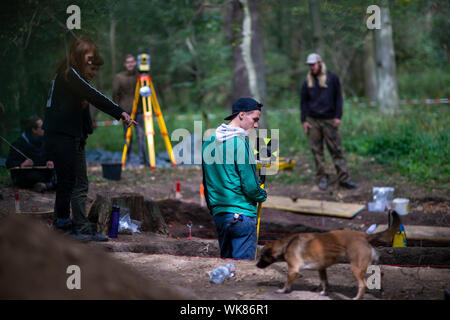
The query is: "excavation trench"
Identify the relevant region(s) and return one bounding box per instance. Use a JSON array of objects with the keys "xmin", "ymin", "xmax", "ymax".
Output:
[{"xmin": 90, "ymin": 199, "xmax": 450, "ymax": 268}]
